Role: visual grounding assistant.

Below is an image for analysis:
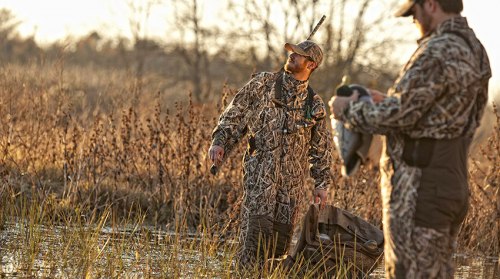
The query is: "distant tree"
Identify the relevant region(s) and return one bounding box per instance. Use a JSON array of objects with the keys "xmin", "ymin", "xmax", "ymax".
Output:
[
  {"xmin": 170, "ymin": 0, "xmax": 216, "ymax": 102},
  {"xmin": 319, "ymin": 0, "xmax": 403, "ymax": 92},
  {"xmin": 223, "ymin": 0, "xmax": 404, "ymax": 94},
  {"xmin": 126, "ymin": 0, "xmax": 164, "ymax": 96},
  {"xmin": 0, "ymin": 9, "xmax": 18, "ymax": 41},
  {"xmin": 0, "ymin": 9, "xmax": 20, "ymax": 62},
  {"xmin": 77, "ymin": 32, "xmax": 101, "ymax": 52},
  {"xmin": 0, "ymin": 9, "xmax": 43, "ymax": 64},
  {"xmin": 11, "ymin": 36, "xmax": 42, "ymax": 63},
  {"xmin": 72, "ymin": 31, "xmax": 102, "ymax": 64}
]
